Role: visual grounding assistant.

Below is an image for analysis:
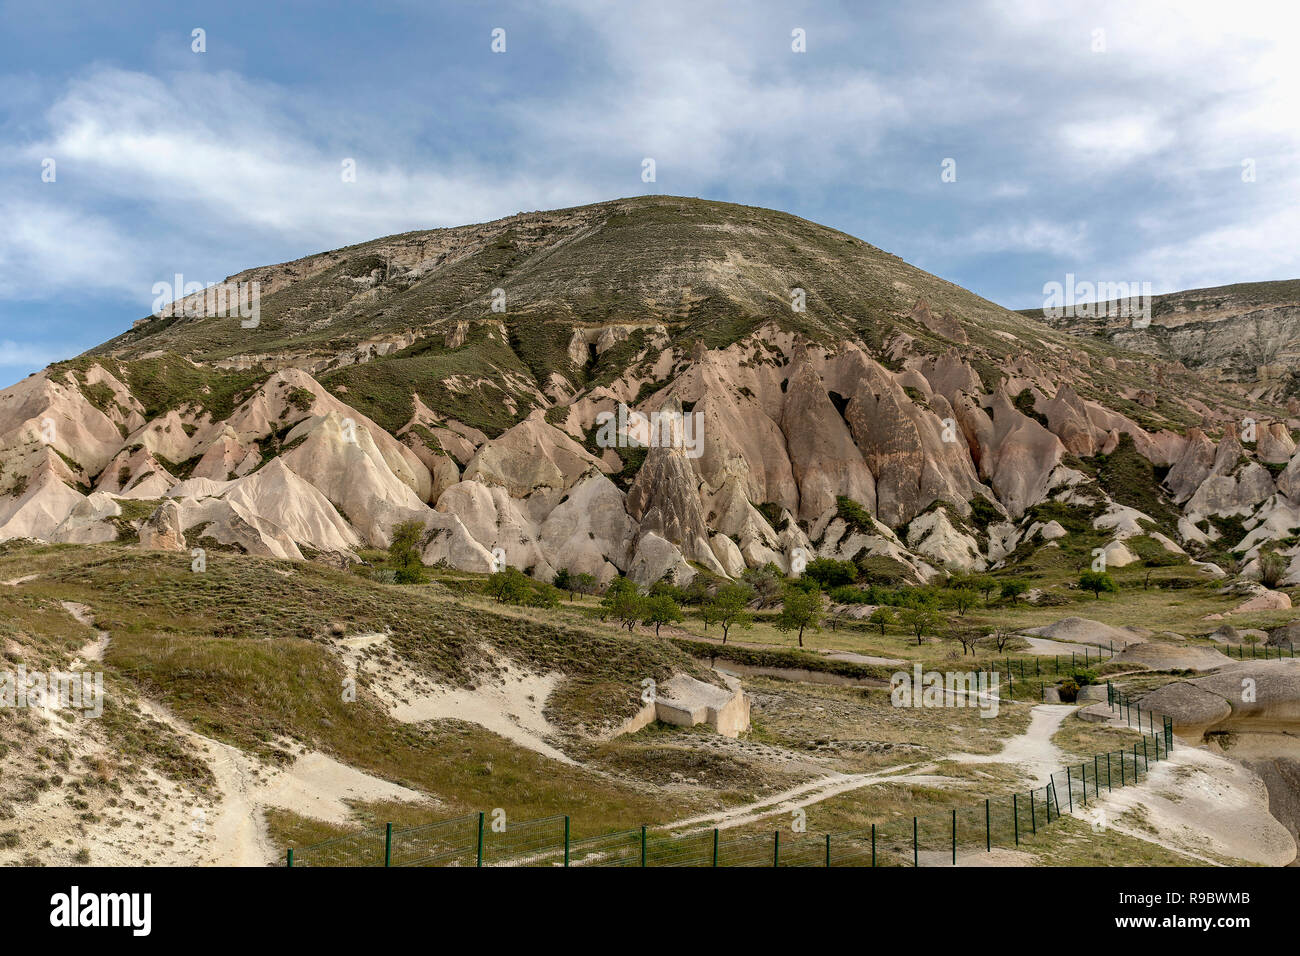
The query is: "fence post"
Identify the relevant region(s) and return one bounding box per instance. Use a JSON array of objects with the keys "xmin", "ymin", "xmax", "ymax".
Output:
[
  {"xmin": 384, "ymin": 822, "xmax": 392, "ymax": 868},
  {"xmin": 1013, "ymin": 794, "xmax": 1019, "ymax": 846},
  {"xmin": 1094, "ymin": 754, "xmax": 1100, "ymax": 796},
  {"xmin": 1081, "ymin": 764, "xmax": 1087, "ymax": 806},
  {"xmin": 712, "ymin": 828, "xmax": 719, "ymax": 867},
  {"xmin": 1133, "ymin": 743, "xmax": 1140, "ymax": 778},
  {"xmin": 826, "ymin": 833, "xmax": 832, "ymax": 868},
  {"xmin": 871, "ymin": 823, "xmax": 876, "ymax": 867},
  {"xmin": 563, "ymin": 816, "xmax": 570, "ymax": 868},
  {"xmin": 985, "ymin": 798, "xmax": 991, "ymax": 852},
  {"xmin": 476, "ymin": 812, "xmax": 485, "ymax": 868},
  {"xmin": 773, "ymin": 831, "xmax": 780, "ymax": 868},
  {"xmin": 952, "ymin": 809, "xmax": 957, "ymax": 865},
  {"xmin": 640, "ymin": 825, "xmax": 646, "ymax": 867},
  {"xmin": 1066, "ymin": 769, "xmax": 1073, "ymax": 812},
  {"xmin": 913, "ymin": 817, "xmax": 918, "ymax": 867},
  {"xmin": 286, "ymin": 848, "xmax": 294, "ymax": 868},
  {"xmin": 1143, "ymin": 736, "xmax": 1149, "ymax": 771},
  {"xmin": 1030, "ymin": 791, "xmax": 1036, "ymax": 834},
  {"xmin": 1121, "ymin": 750, "xmax": 1127, "ymax": 786}
]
